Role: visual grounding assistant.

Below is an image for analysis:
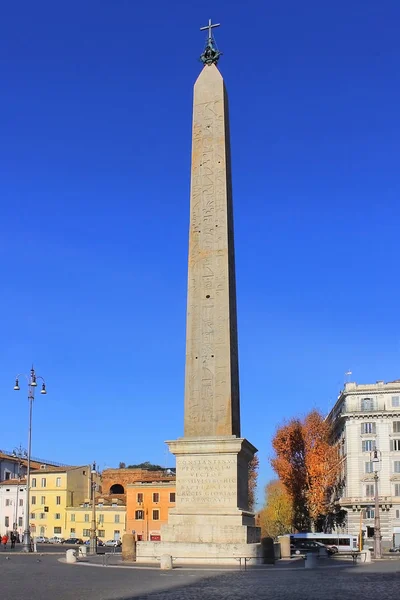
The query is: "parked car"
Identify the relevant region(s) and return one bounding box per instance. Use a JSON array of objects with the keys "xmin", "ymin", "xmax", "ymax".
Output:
[
  {"xmin": 291, "ymin": 540, "xmax": 334, "ymax": 555},
  {"xmin": 389, "ymin": 546, "xmax": 400, "ymax": 552},
  {"xmin": 84, "ymin": 539, "xmax": 104, "ymax": 547},
  {"xmin": 49, "ymin": 537, "xmax": 64, "ymax": 544},
  {"xmin": 35, "ymin": 536, "xmax": 50, "ymax": 543},
  {"xmin": 104, "ymin": 539, "xmax": 122, "ymax": 547},
  {"xmin": 62, "ymin": 538, "xmax": 84, "ymax": 545}
]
